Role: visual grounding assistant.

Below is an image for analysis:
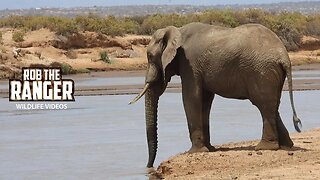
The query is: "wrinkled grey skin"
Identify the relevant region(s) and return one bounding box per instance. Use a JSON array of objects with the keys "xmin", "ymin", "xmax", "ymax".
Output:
[{"xmin": 133, "ymin": 22, "xmax": 302, "ymax": 168}]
